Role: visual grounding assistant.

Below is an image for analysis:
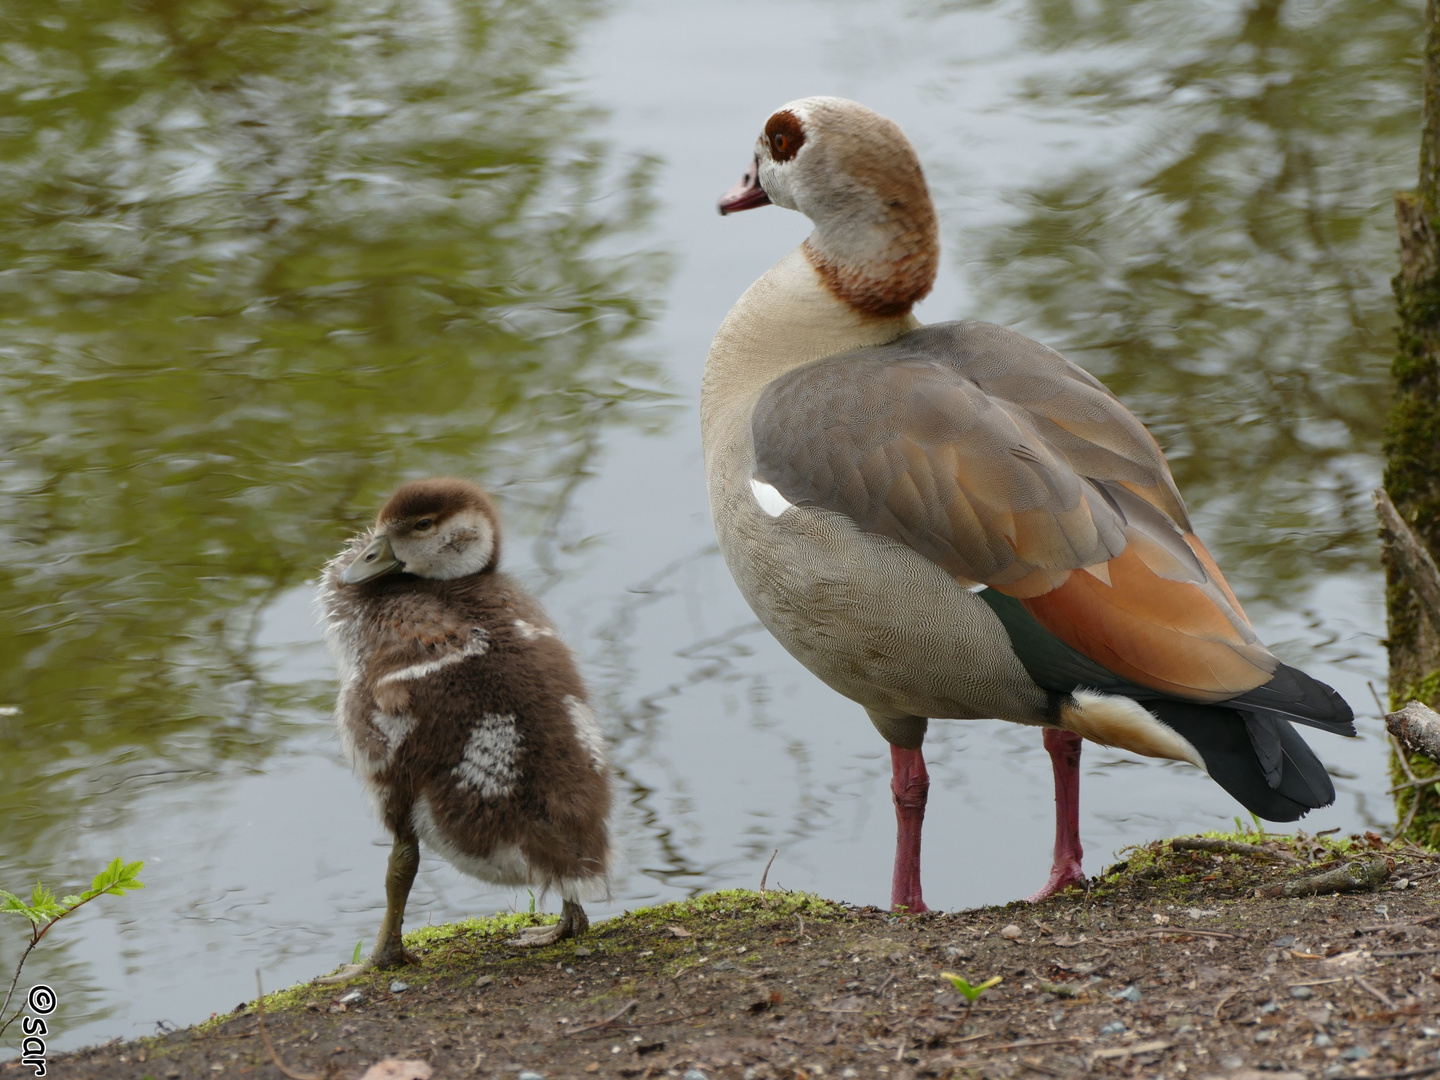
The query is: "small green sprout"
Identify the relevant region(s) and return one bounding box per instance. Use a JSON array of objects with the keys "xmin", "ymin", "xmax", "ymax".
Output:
[
  {"xmin": 527, "ymin": 889, "xmax": 536, "ymax": 914},
  {"xmin": 1, "ymin": 858, "xmax": 145, "ymax": 1039},
  {"xmin": 351, "ymin": 939, "xmax": 364, "ymax": 965},
  {"xmin": 940, "ymin": 971, "xmax": 1003, "ymax": 1003}
]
